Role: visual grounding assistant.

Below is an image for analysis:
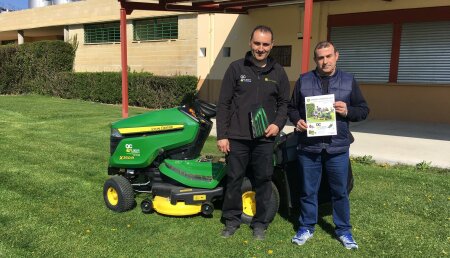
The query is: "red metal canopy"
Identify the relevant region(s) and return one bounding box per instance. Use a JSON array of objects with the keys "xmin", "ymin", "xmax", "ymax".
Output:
[
  {"xmin": 117, "ymin": 0, "xmax": 314, "ymax": 117},
  {"xmin": 119, "ymin": 0, "xmax": 313, "ymax": 14}
]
